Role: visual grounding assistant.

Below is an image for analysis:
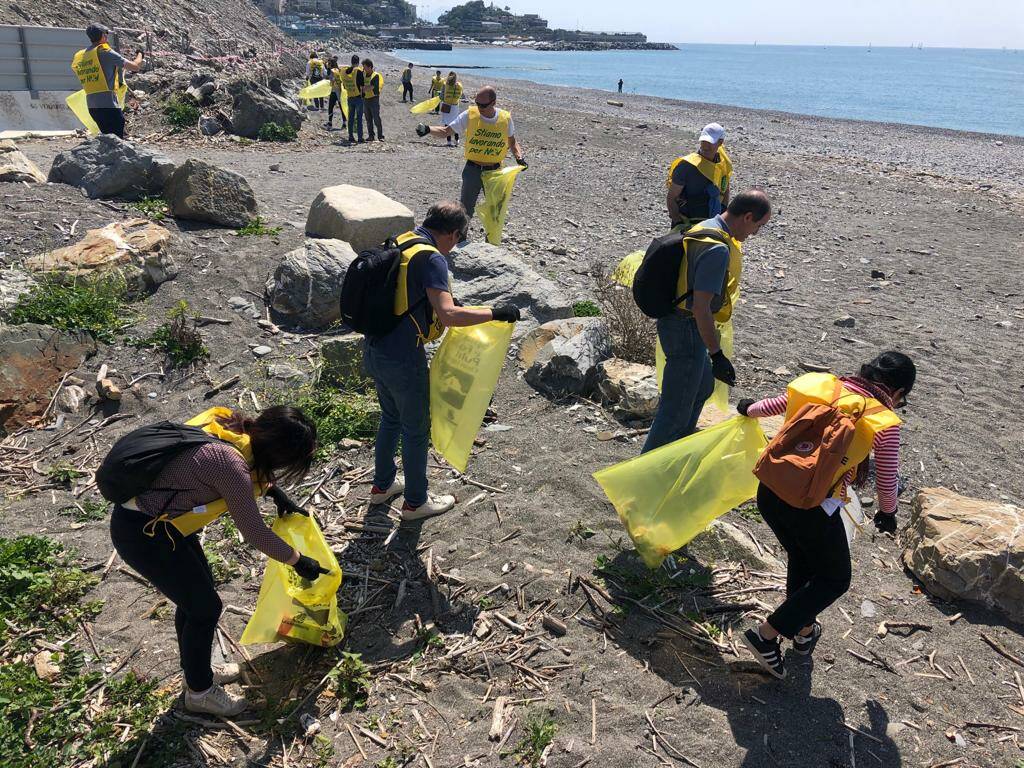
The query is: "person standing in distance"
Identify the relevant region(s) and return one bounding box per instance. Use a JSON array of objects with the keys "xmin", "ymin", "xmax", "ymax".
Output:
[
  {"xmin": 642, "ymin": 190, "xmax": 772, "ymax": 452},
  {"xmin": 305, "ymin": 51, "xmax": 326, "ymax": 111},
  {"xmin": 365, "ymin": 202, "xmax": 521, "ymax": 520},
  {"xmin": 324, "ymin": 56, "xmax": 347, "ymax": 132},
  {"xmin": 438, "ymin": 71, "xmax": 463, "ymax": 147},
  {"xmin": 430, "ymin": 69, "xmax": 445, "ymax": 113},
  {"xmin": 362, "ymin": 58, "xmax": 384, "ymax": 142},
  {"xmin": 71, "ymin": 23, "xmax": 143, "ymax": 138},
  {"xmin": 416, "ymin": 86, "xmax": 526, "ymax": 226},
  {"xmin": 401, "ymin": 62, "xmax": 414, "ymax": 103},
  {"xmin": 340, "ymin": 54, "xmax": 365, "ymax": 143},
  {"xmin": 618, "ymin": 78, "xmax": 624, "ymax": 93},
  {"xmin": 667, "ymin": 122, "xmax": 733, "ymax": 232}
]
